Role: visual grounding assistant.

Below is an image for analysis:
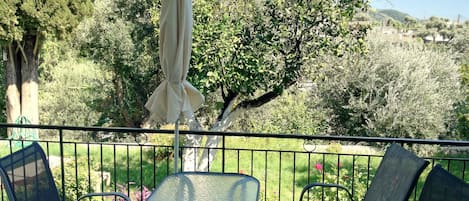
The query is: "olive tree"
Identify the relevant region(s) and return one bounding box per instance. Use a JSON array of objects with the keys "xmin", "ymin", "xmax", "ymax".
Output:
[
  {"xmin": 183, "ymin": 0, "xmax": 369, "ymax": 170},
  {"xmin": 316, "ymin": 32, "xmax": 462, "ymax": 139}
]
